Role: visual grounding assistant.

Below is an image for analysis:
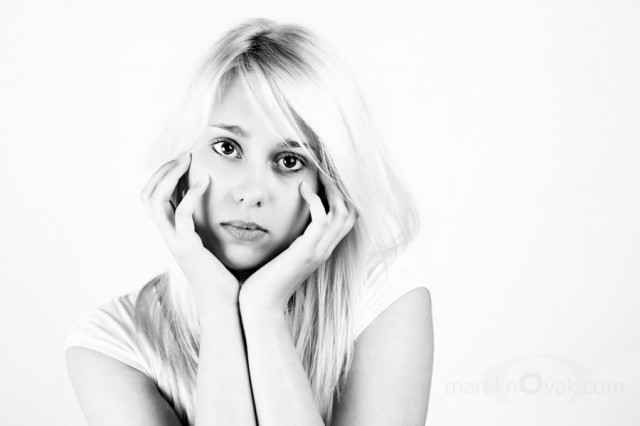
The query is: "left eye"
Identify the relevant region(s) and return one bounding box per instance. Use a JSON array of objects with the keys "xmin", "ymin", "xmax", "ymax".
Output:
[
  {"xmin": 210, "ymin": 140, "xmax": 240, "ymax": 158},
  {"xmin": 276, "ymin": 155, "xmax": 304, "ymax": 172}
]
